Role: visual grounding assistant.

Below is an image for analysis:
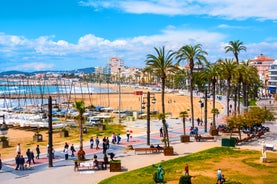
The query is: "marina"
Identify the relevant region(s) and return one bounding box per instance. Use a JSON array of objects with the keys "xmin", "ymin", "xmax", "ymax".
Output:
[{"xmin": 0, "ymin": 79, "xmax": 117, "ymax": 129}]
